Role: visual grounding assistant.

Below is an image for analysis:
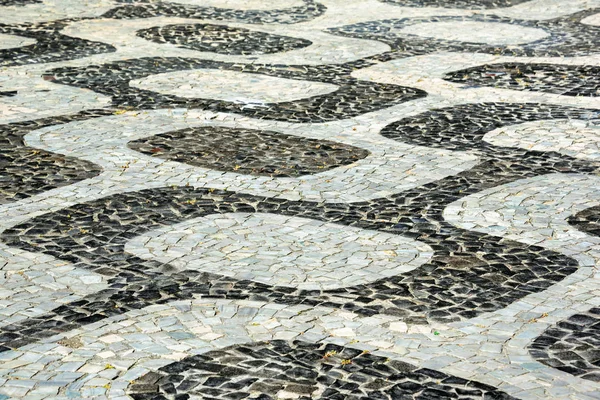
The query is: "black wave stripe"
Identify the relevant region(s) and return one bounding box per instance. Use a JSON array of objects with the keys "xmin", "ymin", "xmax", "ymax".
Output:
[
  {"xmin": 127, "ymin": 340, "xmax": 516, "ymax": 399},
  {"xmin": 136, "ymin": 23, "xmax": 312, "ymax": 55},
  {"xmin": 0, "ymin": 20, "xmax": 115, "ymax": 67},
  {"xmin": 529, "ymin": 308, "xmax": 600, "ymax": 382},
  {"xmin": 380, "ymin": 103, "xmax": 600, "ymax": 152},
  {"xmin": 0, "ymin": 110, "xmax": 112, "ymax": 204},
  {"xmin": 0, "ymin": 0, "xmax": 41, "ymax": 5},
  {"xmin": 103, "ymin": 0, "xmax": 326, "ymax": 25},
  {"xmin": 378, "ymin": 0, "xmax": 531, "ymax": 9},
  {"xmin": 326, "ymin": 9, "xmax": 600, "ymax": 58},
  {"xmin": 43, "ymin": 57, "xmax": 427, "ymax": 123},
  {"xmin": 444, "ymin": 63, "xmax": 600, "ymax": 97},
  {"xmin": 1, "ymin": 103, "xmax": 599, "ymax": 350},
  {"xmin": 569, "ymin": 205, "xmax": 600, "ymax": 238}
]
